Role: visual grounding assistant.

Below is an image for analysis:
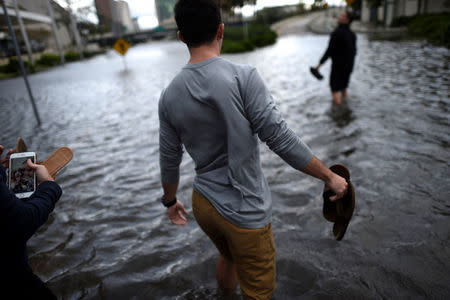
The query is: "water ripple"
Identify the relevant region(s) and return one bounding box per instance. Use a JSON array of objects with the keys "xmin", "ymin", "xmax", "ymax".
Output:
[{"xmin": 0, "ymin": 36, "xmax": 449, "ymax": 298}]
